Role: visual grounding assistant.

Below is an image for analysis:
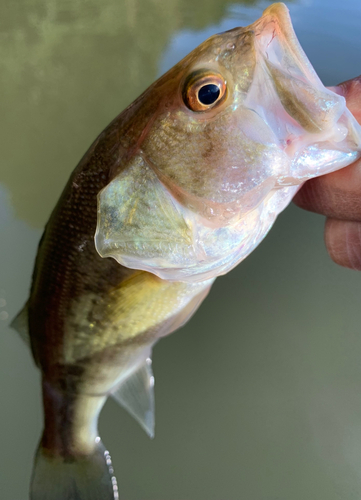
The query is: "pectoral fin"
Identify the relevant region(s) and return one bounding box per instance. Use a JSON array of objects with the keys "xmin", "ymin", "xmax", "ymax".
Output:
[
  {"xmin": 111, "ymin": 357, "xmax": 155, "ymax": 438},
  {"xmin": 10, "ymin": 302, "xmax": 30, "ymax": 346},
  {"xmin": 95, "ymin": 155, "xmax": 194, "ymax": 276}
]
